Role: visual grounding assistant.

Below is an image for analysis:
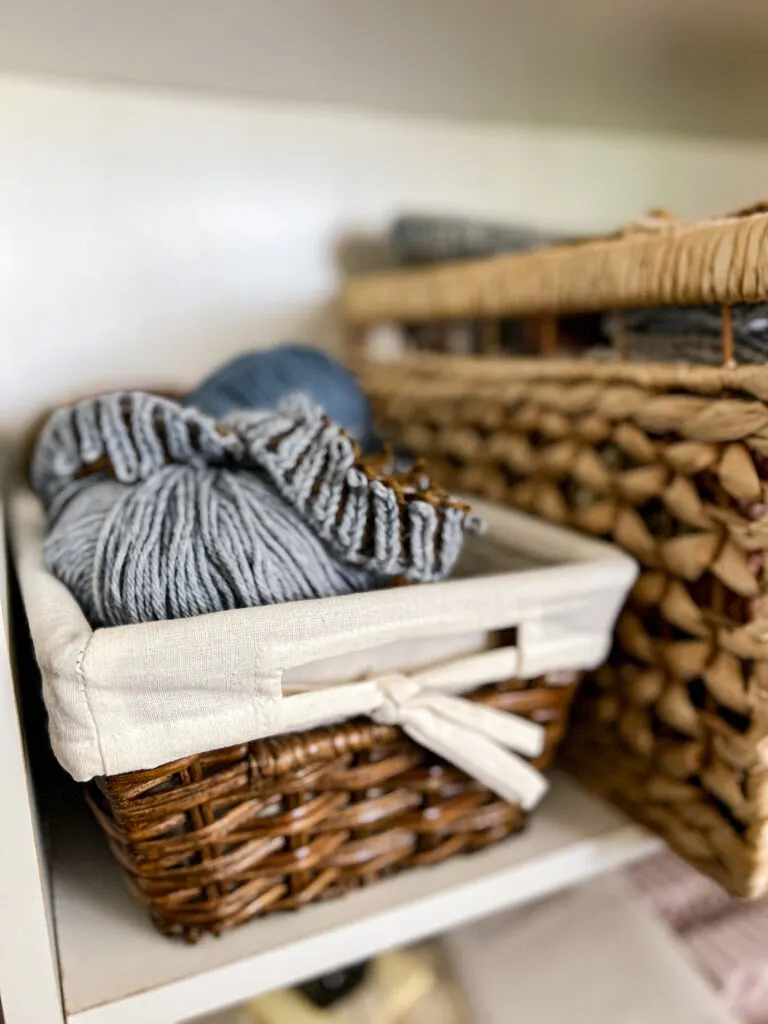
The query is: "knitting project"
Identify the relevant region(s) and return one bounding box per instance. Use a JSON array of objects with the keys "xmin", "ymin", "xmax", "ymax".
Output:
[{"xmin": 31, "ymin": 392, "xmax": 478, "ymax": 626}]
